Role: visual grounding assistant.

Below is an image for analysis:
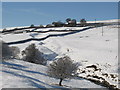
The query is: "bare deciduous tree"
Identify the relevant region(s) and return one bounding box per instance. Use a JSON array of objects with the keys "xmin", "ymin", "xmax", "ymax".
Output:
[
  {"xmin": 47, "ymin": 56, "xmax": 79, "ymax": 86},
  {"xmin": 22, "ymin": 44, "xmax": 47, "ymax": 65}
]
